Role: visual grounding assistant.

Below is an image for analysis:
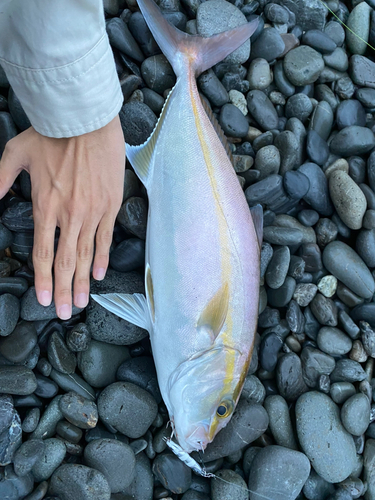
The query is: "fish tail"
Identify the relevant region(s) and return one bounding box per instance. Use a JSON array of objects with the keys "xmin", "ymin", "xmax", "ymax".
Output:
[{"xmin": 136, "ymin": 0, "xmax": 259, "ymax": 77}]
